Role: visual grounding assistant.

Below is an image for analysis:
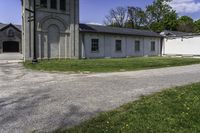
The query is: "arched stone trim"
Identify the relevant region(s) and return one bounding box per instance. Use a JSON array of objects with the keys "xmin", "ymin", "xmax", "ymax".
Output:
[
  {"xmin": 7, "ymin": 29, "xmax": 15, "ymax": 37},
  {"xmin": 38, "ymin": 15, "xmax": 69, "ymax": 32}
]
